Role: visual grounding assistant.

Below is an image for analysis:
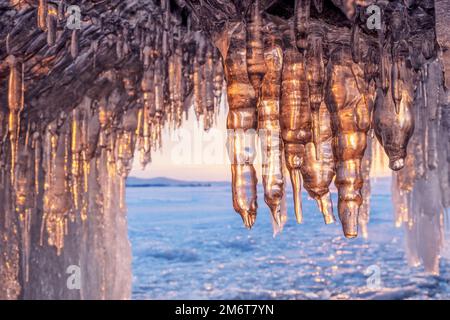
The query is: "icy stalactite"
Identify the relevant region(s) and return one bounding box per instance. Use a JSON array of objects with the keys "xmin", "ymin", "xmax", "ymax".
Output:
[
  {"xmin": 46, "ymin": 4, "xmax": 57, "ymax": 47},
  {"xmin": 295, "ymin": 0, "xmax": 311, "ymax": 52},
  {"xmin": 213, "ymin": 48, "xmax": 224, "ymax": 114},
  {"xmin": 246, "ymin": 0, "xmax": 266, "ymax": 101},
  {"xmin": 300, "ymin": 102, "xmax": 336, "ymax": 225},
  {"xmin": 359, "ymin": 134, "xmax": 372, "ymax": 239},
  {"xmin": 139, "ymin": 66, "xmax": 154, "ymax": 168},
  {"xmin": 15, "ymin": 135, "xmax": 34, "ymax": 283},
  {"xmin": 373, "ymin": 4, "xmax": 415, "ymax": 171},
  {"xmin": 173, "ymin": 35, "xmax": 184, "ymax": 128},
  {"xmin": 193, "ymin": 55, "xmax": 203, "ymax": 121},
  {"xmin": 42, "ymin": 117, "xmax": 71, "ymax": 255},
  {"xmin": 37, "ymin": 0, "xmax": 48, "ymax": 31},
  {"xmin": 6, "ymin": 55, "xmax": 23, "ymax": 186},
  {"xmin": 306, "ymin": 25, "xmax": 325, "ymax": 160},
  {"xmin": 223, "ymin": 23, "xmax": 258, "ymax": 229},
  {"xmin": 373, "ymin": 56, "xmax": 414, "ymax": 171},
  {"xmin": 117, "ymin": 110, "xmax": 138, "ymax": 210},
  {"xmin": 203, "ymin": 43, "xmax": 215, "ymax": 131},
  {"xmin": 280, "ymin": 26, "xmax": 311, "ymax": 224},
  {"xmin": 391, "ymin": 55, "xmax": 448, "ymax": 274},
  {"xmin": 153, "ymin": 57, "xmax": 164, "ymax": 149},
  {"xmin": 325, "ymin": 47, "xmax": 370, "ymax": 238},
  {"xmin": 259, "ymin": 22, "xmax": 285, "ymax": 230},
  {"xmin": 71, "ymin": 108, "xmax": 82, "ymax": 210}
]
